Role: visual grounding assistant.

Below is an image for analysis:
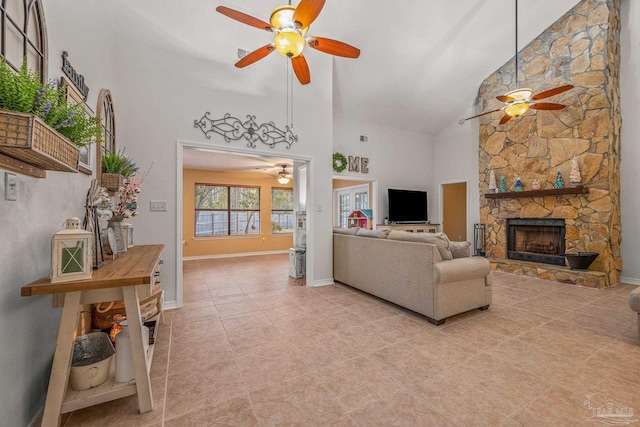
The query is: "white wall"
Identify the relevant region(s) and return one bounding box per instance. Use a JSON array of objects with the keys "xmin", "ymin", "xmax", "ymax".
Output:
[
  {"xmin": 434, "ymin": 0, "xmax": 640, "ymax": 284},
  {"xmin": 620, "ymin": 0, "xmax": 640, "ymax": 284},
  {"xmin": 113, "ymin": 1, "xmax": 335, "ymax": 291},
  {"xmin": 432, "ymin": 116, "xmax": 481, "ymax": 243},
  {"xmin": 0, "ymin": 2, "xmax": 116, "ymax": 426},
  {"xmin": 333, "ymin": 118, "xmax": 435, "ymax": 221}
]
